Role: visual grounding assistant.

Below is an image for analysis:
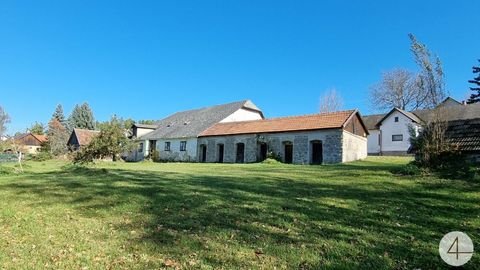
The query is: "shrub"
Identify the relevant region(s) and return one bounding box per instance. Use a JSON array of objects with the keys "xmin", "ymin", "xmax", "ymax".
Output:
[
  {"xmin": 150, "ymin": 150, "xmax": 161, "ymax": 162},
  {"xmin": 394, "ymin": 163, "xmax": 422, "ymax": 176},
  {"xmin": 262, "ymin": 158, "xmax": 282, "ymax": 164},
  {"xmin": 28, "ymin": 151, "xmax": 53, "ymax": 162},
  {"xmin": 266, "ymin": 151, "xmax": 282, "ymax": 162}
]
